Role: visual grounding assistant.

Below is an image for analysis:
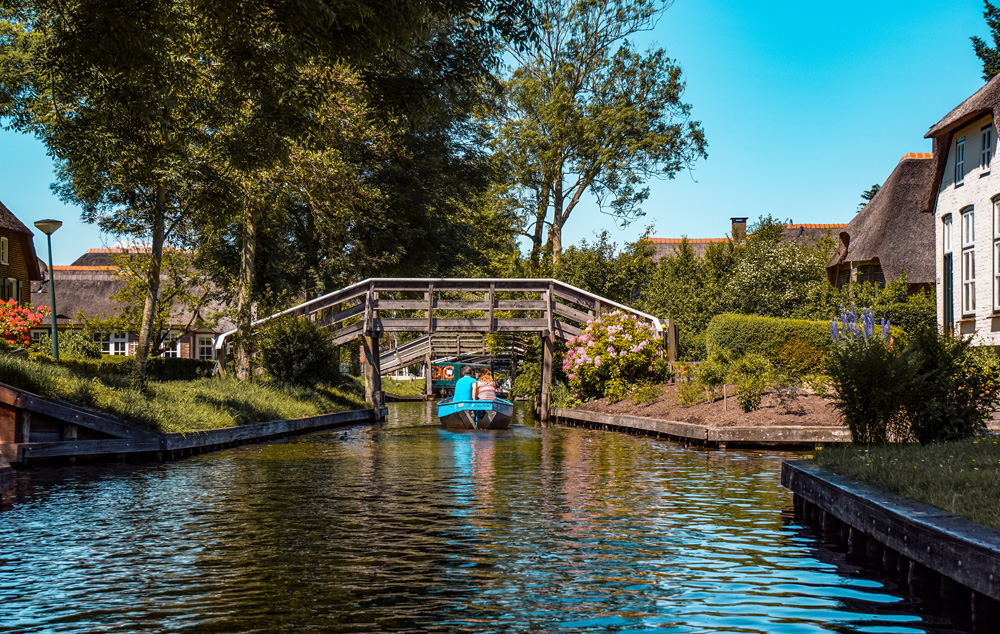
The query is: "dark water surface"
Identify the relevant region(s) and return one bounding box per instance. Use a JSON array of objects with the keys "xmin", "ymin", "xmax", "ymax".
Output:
[{"xmin": 0, "ymin": 403, "xmax": 971, "ymax": 633}]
